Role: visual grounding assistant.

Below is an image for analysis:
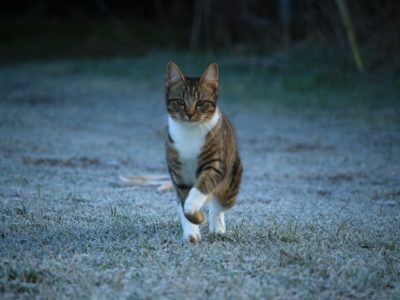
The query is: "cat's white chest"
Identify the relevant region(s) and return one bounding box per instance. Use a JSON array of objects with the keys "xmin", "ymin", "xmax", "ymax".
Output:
[{"xmin": 168, "ymin": 110, "xmax": 220, "ymax": 185}]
